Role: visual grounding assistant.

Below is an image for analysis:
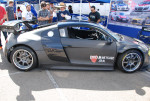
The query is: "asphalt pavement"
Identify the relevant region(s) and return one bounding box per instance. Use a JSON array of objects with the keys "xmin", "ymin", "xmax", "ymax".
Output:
[{"xmin": 0, "ymin": 50, "xmax": 150, "ymax": 101}]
